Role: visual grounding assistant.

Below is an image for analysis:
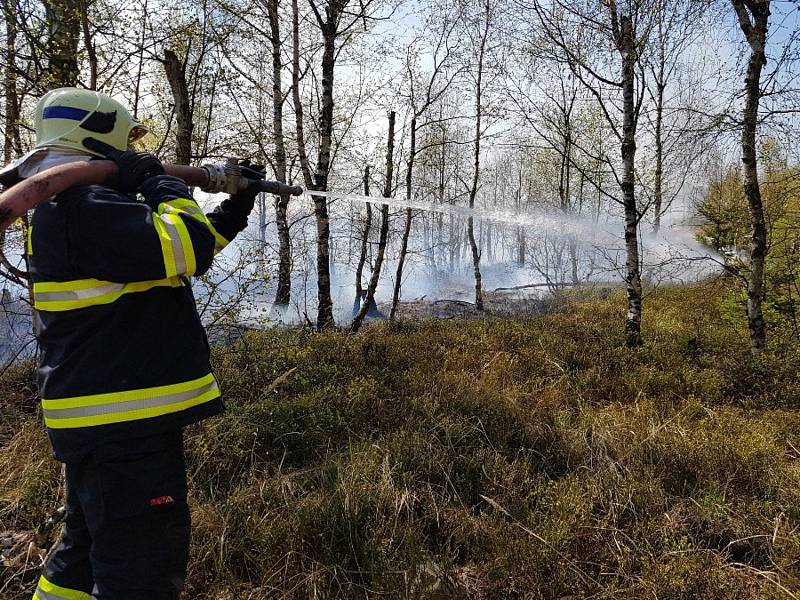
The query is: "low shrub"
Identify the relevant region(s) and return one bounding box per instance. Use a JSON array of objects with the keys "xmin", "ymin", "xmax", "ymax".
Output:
[{"xmin": 2, "ymin": 281, "xmax": 798, "ymax": 598}]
